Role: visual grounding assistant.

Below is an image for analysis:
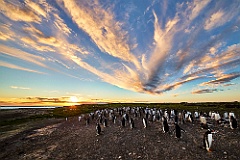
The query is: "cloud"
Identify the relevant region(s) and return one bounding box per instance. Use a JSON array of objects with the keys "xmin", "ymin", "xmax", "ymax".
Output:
[
  {"xmin": 0, "ymin": 24, "xmax": 15, "ymax": 41},
  {"xmin": 71, "ymin": 56, "xmax": 143, "ymax": 92},
  {"xmin": 0, "ymin": 44, "xmax": 47, "ymax": 68},
  {"xmin": 192, "ymin": 89, "xmax": 218, "ymax": 94},
  {"xmin": 201, "ymin": 73, "xmax": 240, "ymax": 86},
  {"xmin": 143, "ymin": 11, "xmax": 178, "ymax": 89},
  {"xmin": 0, "ymin": 96, "xmax": 79, "ymax": 106},
  {"xmin": 204, "ymin": 2, "xmax": 238, "ymax": 31},
  {"xmin": 53, "ymin": 13, "xmax": 71, "ymax": 36},
  {"xmin": 0, "ymin": 60, "xmax": 45, "ymax": 74},
  {"xmin": 0, "ymin": 0, "xmax": 41, "ymax": 23},
  {"xmin": 61, "ymin": 0, "xmax": 140, "ymax": 69},
  {"xmin": 10, "ymin": 86, "xmax": 31, "ymax": 90},
  {"xmin": 189, "ymin": 0, "xmax": 211, "ymax": 21},
  {"xmin": 182, "ymin": 44, "xmax": 240, "ymax": 80},
  {"xmin": 154, "ymin": 76, "xmax": 203, "ymax": 94},
  {"xmin": 204, "ymin": 10, "xmax": 225, "ymax": 30},
  {"xmin": 223, "ymin": 83, "xmax": 236, "ymax": 87},
  {"xmin": 25, "ymin": 0, "xmax": 47, "ymax": 18}
]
